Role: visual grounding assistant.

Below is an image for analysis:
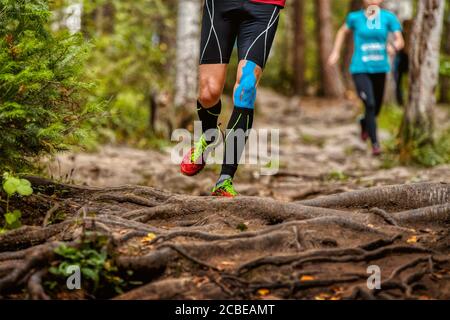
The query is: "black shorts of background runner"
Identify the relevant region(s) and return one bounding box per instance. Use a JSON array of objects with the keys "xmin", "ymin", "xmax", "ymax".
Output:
[
  {"xmin": 352, "ymin": 73, "xmax": 386, "ymax": 146},
  {"xmin": 200, "ymin": 0, "xmax": 281, "ymax": 69}
]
